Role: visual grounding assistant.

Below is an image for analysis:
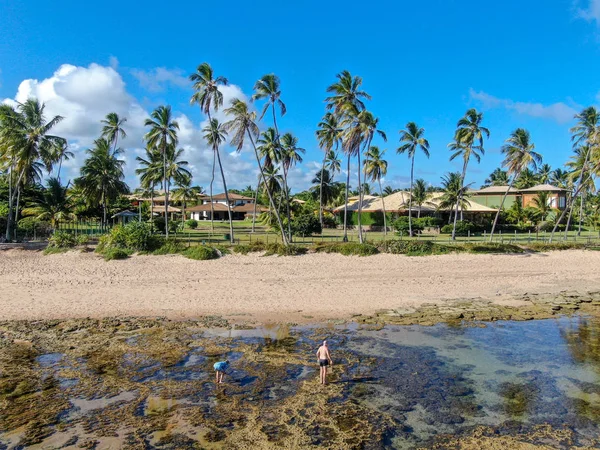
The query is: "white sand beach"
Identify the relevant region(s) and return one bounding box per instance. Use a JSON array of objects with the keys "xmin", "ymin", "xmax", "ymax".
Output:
[{"xmin": 1, "ymin": 249, "xmax": 599, "ymax": 323}]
